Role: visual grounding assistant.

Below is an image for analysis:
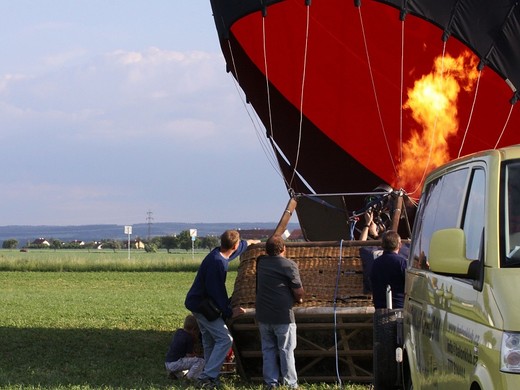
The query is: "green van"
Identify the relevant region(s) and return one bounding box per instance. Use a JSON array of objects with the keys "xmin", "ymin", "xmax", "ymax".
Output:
[{"xmin": 384, "ymin": 146, "xmax": 520, "ymax": 389}]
